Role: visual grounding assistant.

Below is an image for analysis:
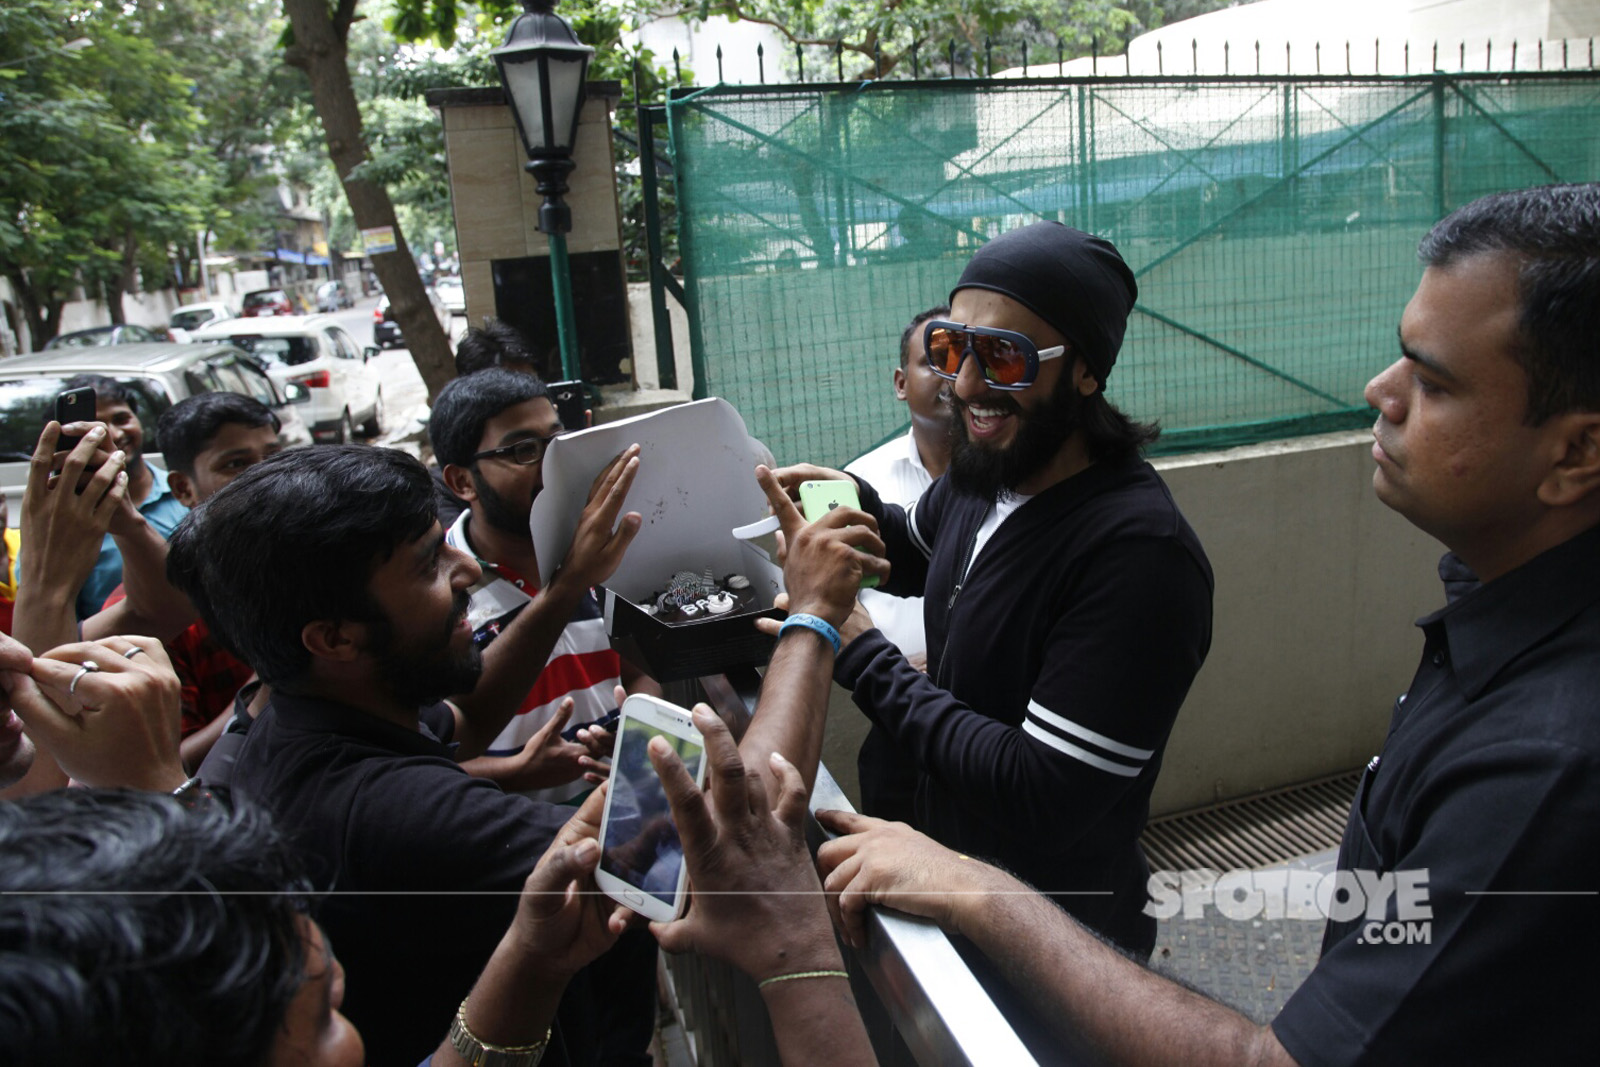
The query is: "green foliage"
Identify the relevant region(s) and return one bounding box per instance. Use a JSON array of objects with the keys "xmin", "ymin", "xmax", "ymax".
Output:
[
  {"xmin": 607, "ymin": 0, "xmax": 1240, "ymax": 80},
  {"xmin": 651, "ymin": 0, "xmax": 1134, "ymax": 78},
  {"xmin": 1, "ymin": 1, "xmax": 208, "ymax": 335},
  {"xmin": 0, "ymin": 0, "xmax": 311, "ymax": 342},
  {"xmin": 286, "ymin": 2, "xmax": 489, "ymax": 257},
  {"xmin": 372, "ymin": 1, "xmax": 676, "ymax": 280}
]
